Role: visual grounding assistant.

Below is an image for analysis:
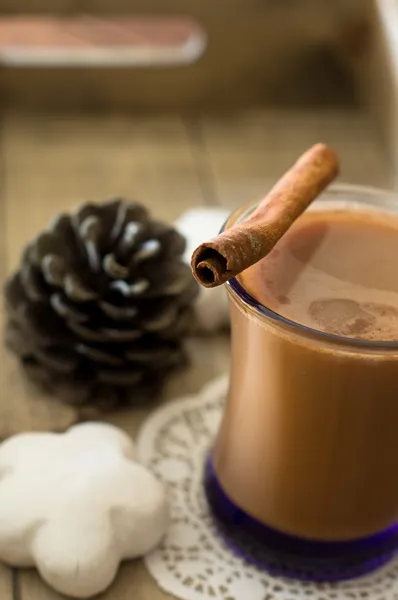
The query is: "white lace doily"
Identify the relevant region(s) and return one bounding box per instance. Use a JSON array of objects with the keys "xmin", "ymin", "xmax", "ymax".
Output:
[{"xmin": 137, "ymin": 375, "xmax": 398, "ymax": 600}]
